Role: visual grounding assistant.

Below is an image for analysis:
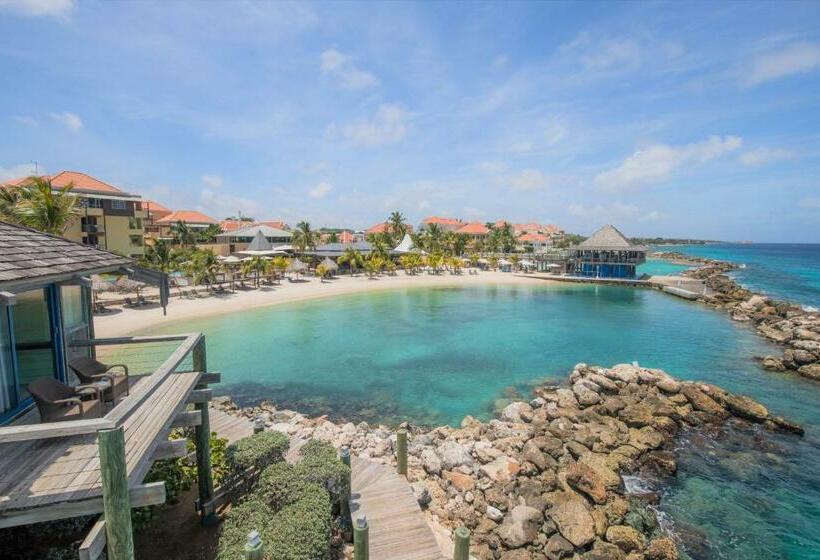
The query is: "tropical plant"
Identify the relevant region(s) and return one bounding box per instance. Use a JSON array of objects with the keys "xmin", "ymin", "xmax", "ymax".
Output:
[
  {"xmin": 241, "ymin": 256, "xmax": 267, "ymax": 287},
  {"xmin": 141, "ymin": 239, "xmax": 180, "ymax": 273},
  {"xmin": 184, "ymin": 249, "xmax": 220, "ymax": 287},
  {"xmin": 369, "ymin": 233, "xmax": 392, "ymax": 260},
  {"xmin": 488, "ymin": 255, "xmax": 499, "ymax": 270},
  {"xmin": 399, "ymin": 254, "xmax": 420, "ymax": 275},
  {"xmin": 0, "ymin": 176, "xmax": 81, "ymax": 235},
  {"xmin": 327, "ymin": 231, "xmax": 339, "ymax": 243},
  {"xmin": 509, "ymin": 254, "xmax": 521, "ymax": 271},
  {"xmin": 315, "ymin": 263, "xmax": 330, "ymax": 282},
  {"xmin": 292, "ymin": 221, "xmax": 318, "ymax": 256},
  {"xmin": 383, "ymin": 258, "xmax": 396, "ymax": 275},
  {"xmin": 423, "ymin": 223, "xmax": 443, "ymax": 253},
  {"xmin": 270, "ymin": 256, "xmax": 290, "ymax": 283},
  {"xmin": 337, "ymin": 247, "xmax": 365, "ymax": 276},
  {"xmin": 498, "ymin": 221, "xmax": 516, "ymax": 253},
  {"xmin": 388, "ymin": 210, "xmax": 407, "ymax": 244},
  {"xmin": 448, "ymin": 256, "xmax": 463, "ymax": 274},
  {"xmin": 171, "ymin": 220, "xmax": 197, "ymax": 246},
  {"xmin": 427, "ymin": 252, "xmax": 444, "ymax": 273},
  {"xmin": 198, "ymin": 223, "xmax": 222, "ymax": 243},
  {"xmin": 364, "ymin": 255, "xmax": 383, "ymax": 278},
  {"xmin": 468, "ymin": 253, "xmax": 480, "ymax": 268}
]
